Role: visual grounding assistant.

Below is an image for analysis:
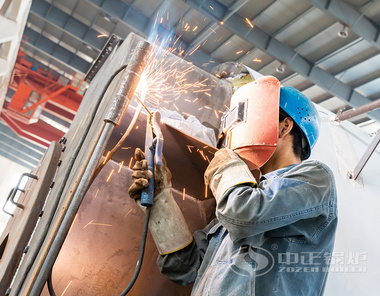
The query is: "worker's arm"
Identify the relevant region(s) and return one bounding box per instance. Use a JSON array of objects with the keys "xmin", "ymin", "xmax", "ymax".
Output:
[
  {"xmin": 157, "ymin": 218, "xmax": 219, "ymax": 286},
  {"xmin": 205, "ymin": 149, "xmax": 336, "ymax": 244},
  {"xmin": 129, "ymin": 148, "xmax": 193, "ymax": 255}
]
